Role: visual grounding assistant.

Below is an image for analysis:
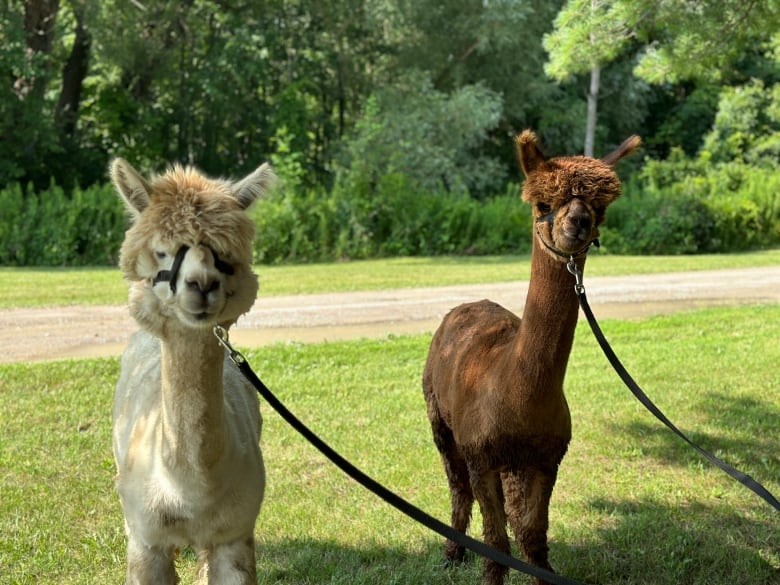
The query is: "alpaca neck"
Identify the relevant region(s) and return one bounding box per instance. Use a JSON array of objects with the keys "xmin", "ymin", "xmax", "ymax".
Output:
[
  {"xmin": 158, "ymin": 327, "xmax": 227, "ymax": 471},
  {"xmin": 513, "ymin": 236, "xmax": 585, "ymax": 385}
]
